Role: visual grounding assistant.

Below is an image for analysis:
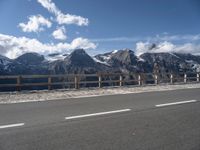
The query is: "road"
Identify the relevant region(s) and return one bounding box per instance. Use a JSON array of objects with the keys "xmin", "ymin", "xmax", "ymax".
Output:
[{"xmin": 0, "ymin": 88, "xmax": 200, "ymax": 150}]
